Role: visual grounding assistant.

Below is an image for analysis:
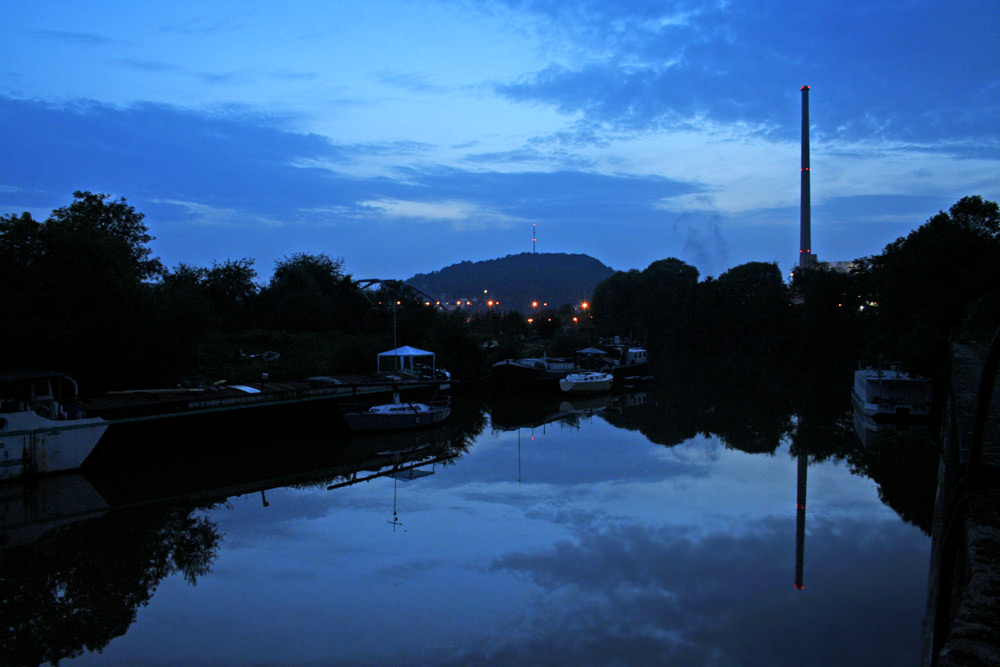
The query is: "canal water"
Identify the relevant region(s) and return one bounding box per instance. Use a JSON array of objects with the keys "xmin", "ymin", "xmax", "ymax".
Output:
[{"xmin": 3, "ymin": 367, "xmax": 936, "ymax": 666}]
